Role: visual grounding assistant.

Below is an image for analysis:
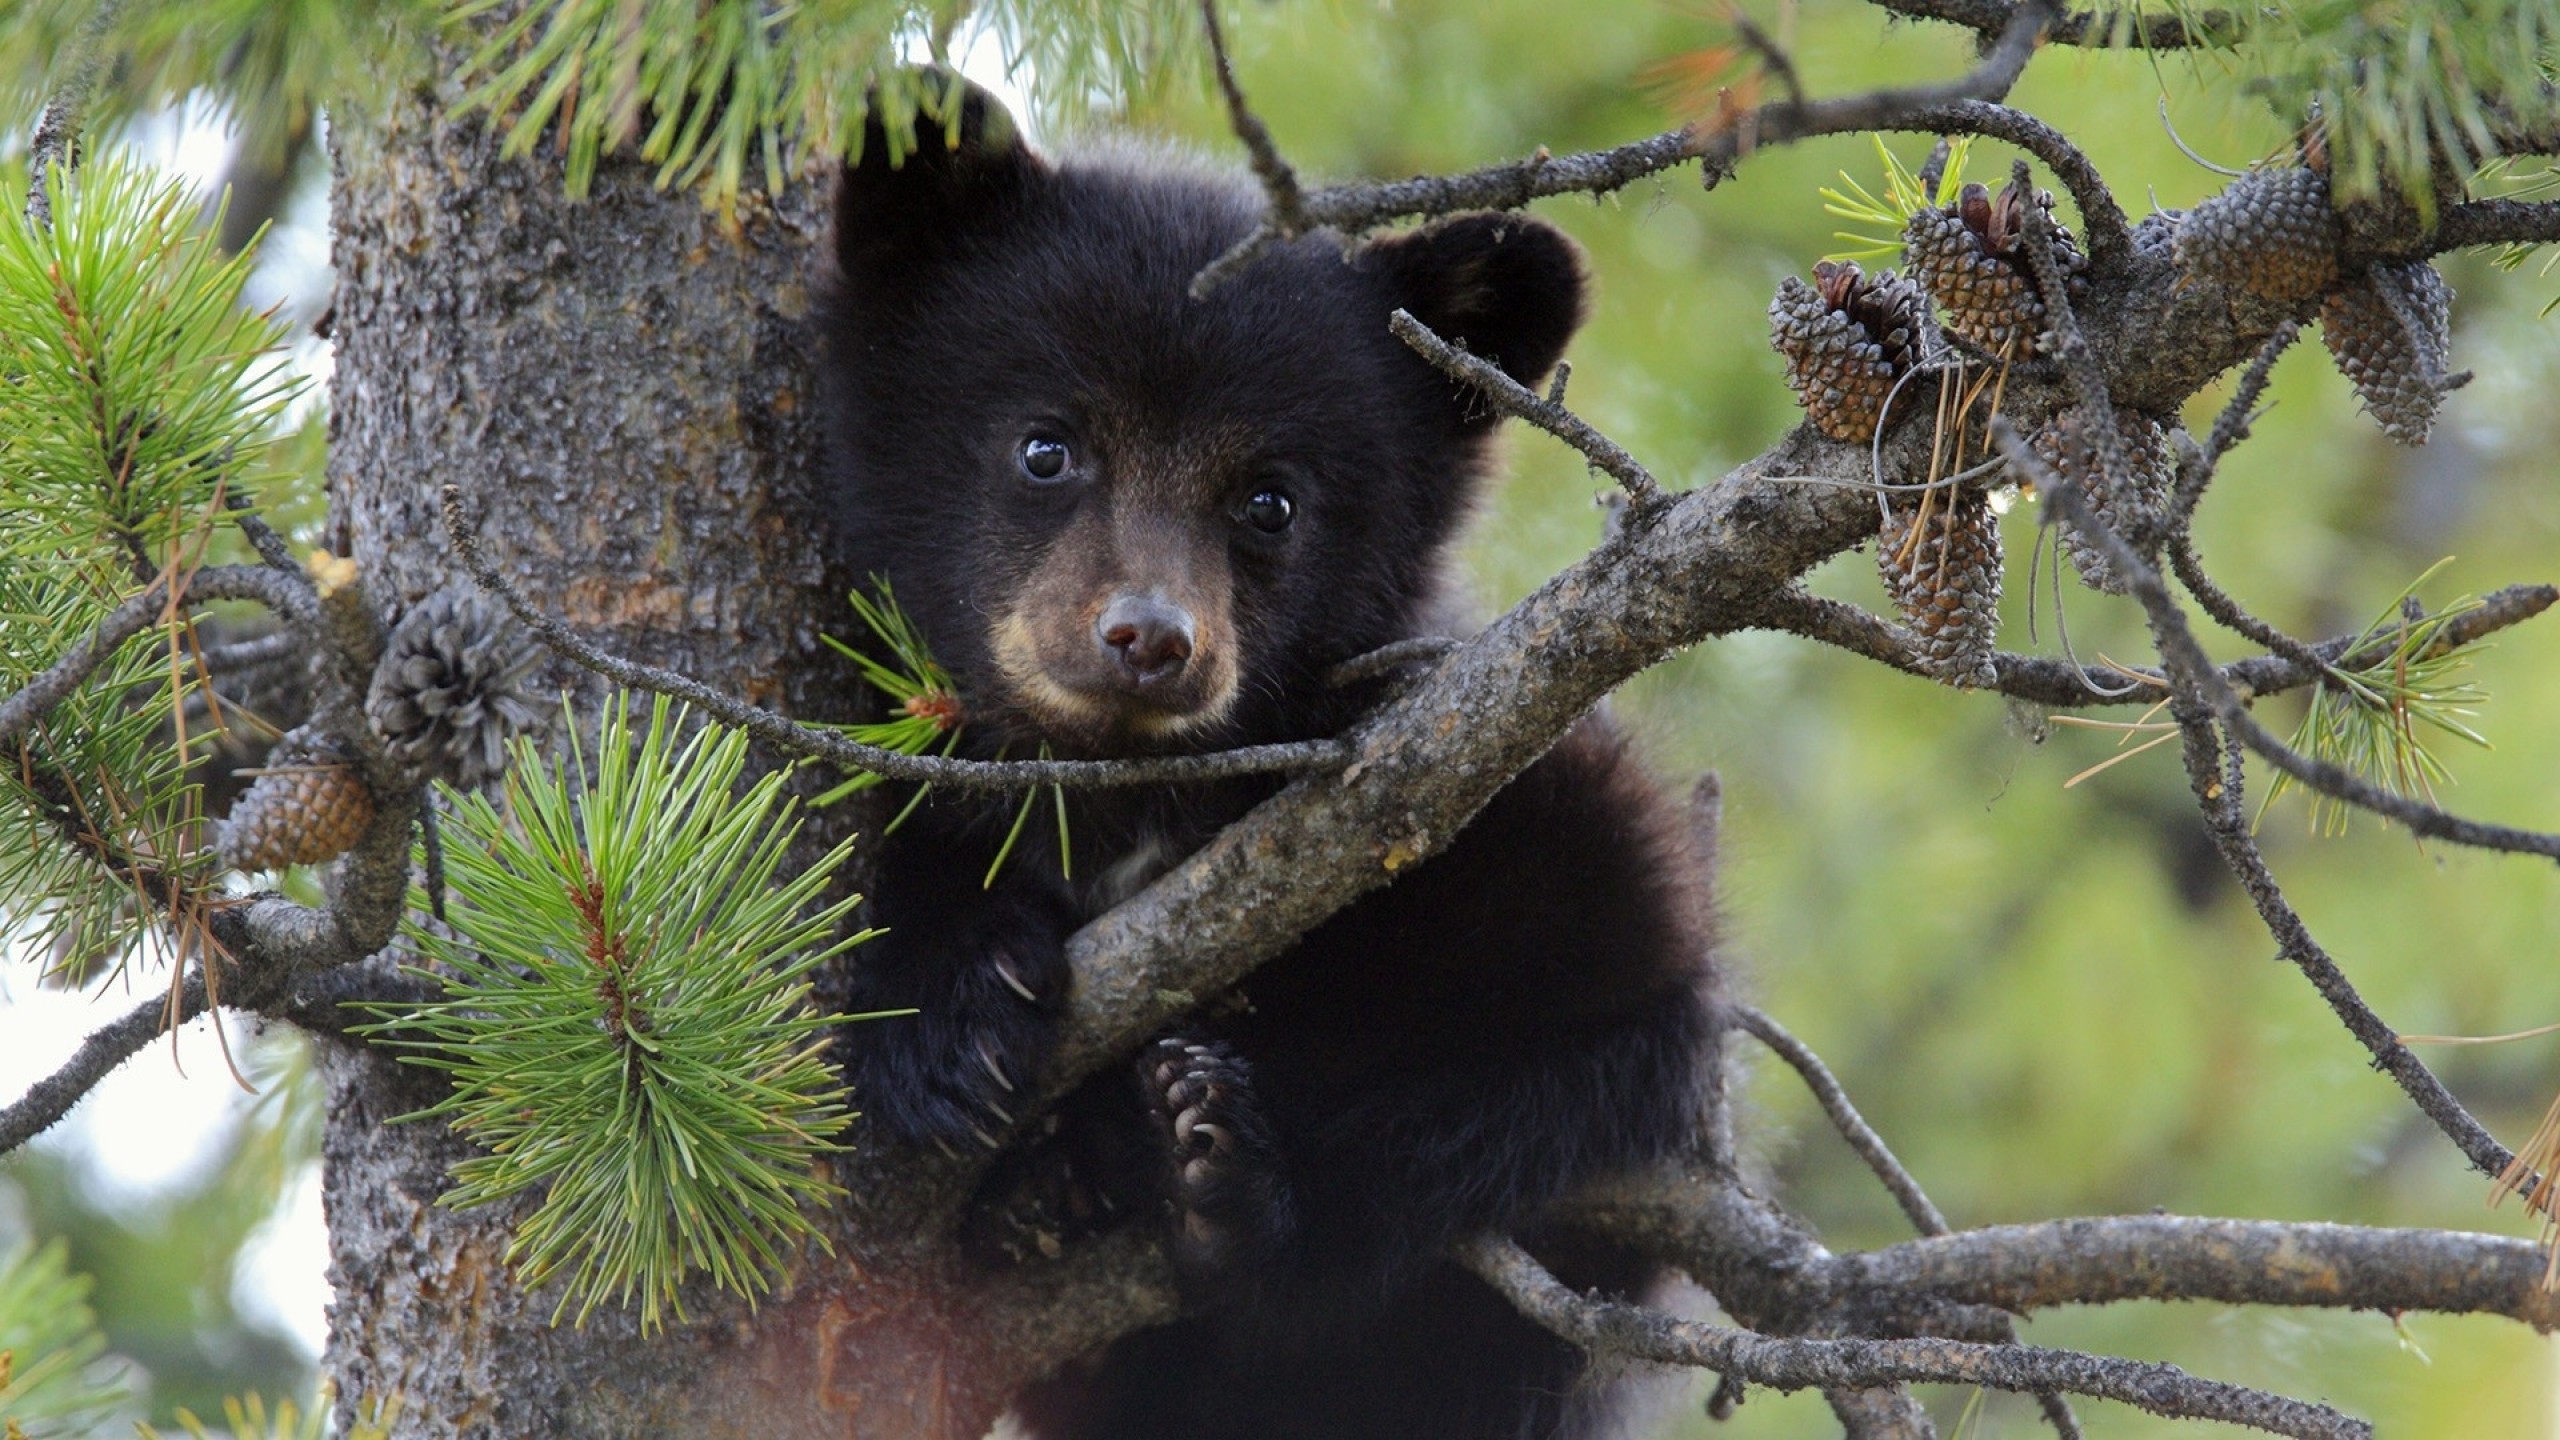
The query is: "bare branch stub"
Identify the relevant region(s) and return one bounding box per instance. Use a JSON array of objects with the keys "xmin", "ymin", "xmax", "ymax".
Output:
[
  {"xmin": 1387, "ymin": 309, "xmax": 1669, "ymax": 513},
  {"xmin": 1736, "ymin": 1005, "xmax": 1948, "ymax": 1235}
]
